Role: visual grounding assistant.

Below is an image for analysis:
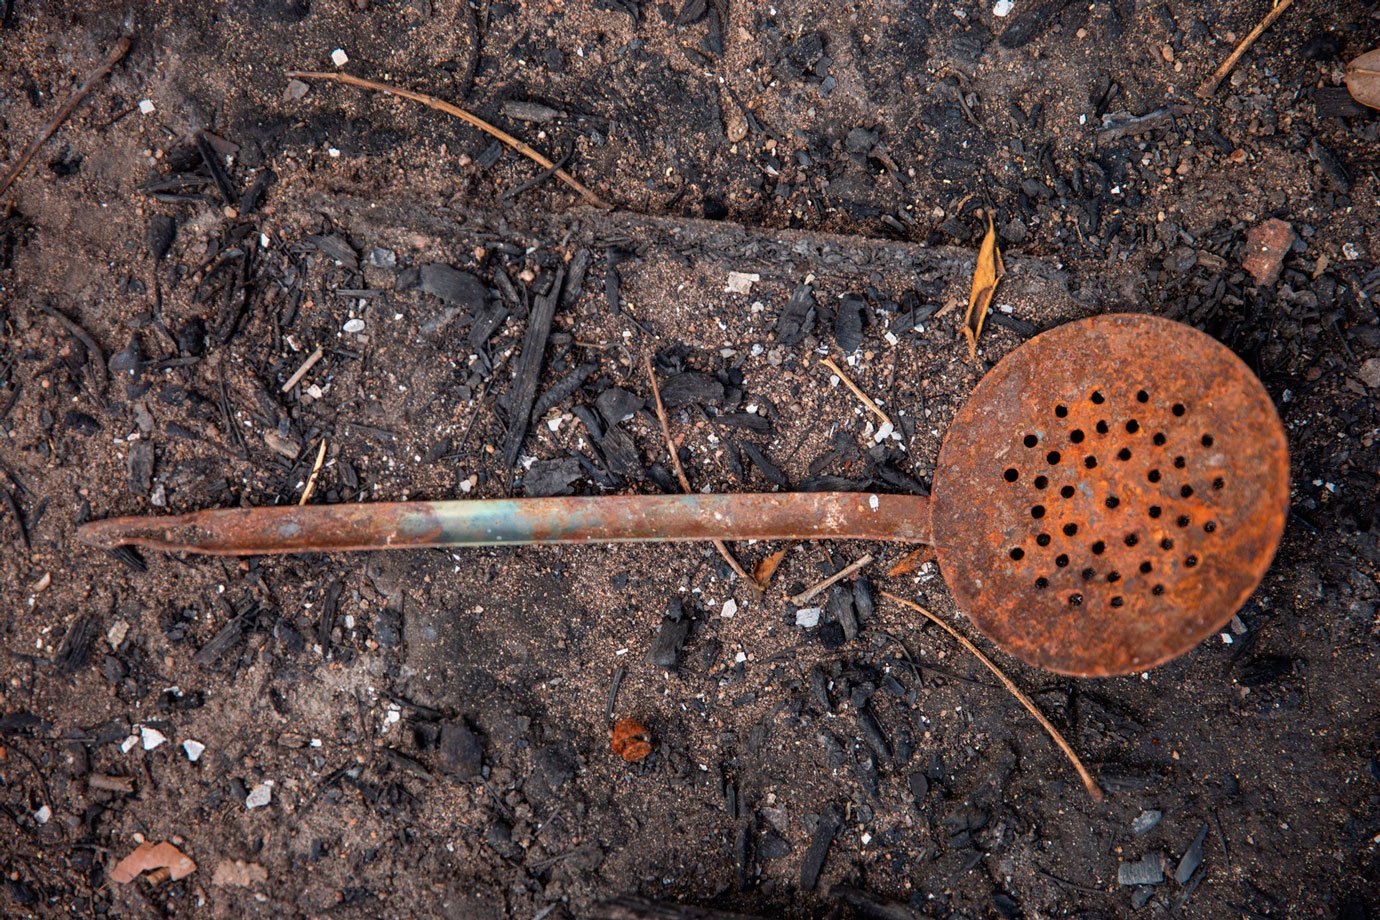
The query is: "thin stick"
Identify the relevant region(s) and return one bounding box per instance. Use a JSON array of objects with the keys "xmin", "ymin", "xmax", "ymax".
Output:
[
  {"xmin": 644, "ymin": 354, "xmax": 753, "ymax": 586},
  {"xmin": 299, "ymin": 439, "xmax": 327, "ymax": 505},
  {"xmin": 819, "ymin": 357, "xmax": 894, "ymax": 430},
  {"xmin": 0, "ymin": 36, "xmax": 132, "ymax": 199},
  {"xmin": 281, "ymin": 345, "xmax": 323, "ymax": 393},
  {"xmin": 285, "ymin": 70, "xmax": 608, "ymax": 209},
  {"xmin": 1195, "ymin": 0, "xmax": 1295, "ymax": 98},
  {"xmin": 881, "ymin": 591, "xmax": 1104, "ymax": 802},
  {"xmin": 788, "ymin": 553, "xmax": 873, "ymax": 606}
]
